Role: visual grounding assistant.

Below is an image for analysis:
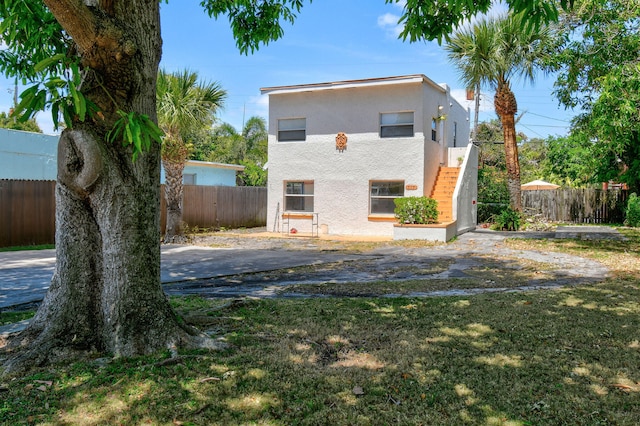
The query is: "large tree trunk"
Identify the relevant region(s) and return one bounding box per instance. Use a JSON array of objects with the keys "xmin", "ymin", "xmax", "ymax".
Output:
[
  {"xmin": 495, "ymin": 81, "xmax": 522, "ymax": 211},
  {"xmin": 162, "ymin": 159, "xmax": 186, "ymax": 243},
  {"xmin": 3, "ymin": 0, "xmax": 220, "ymax": 375}
]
